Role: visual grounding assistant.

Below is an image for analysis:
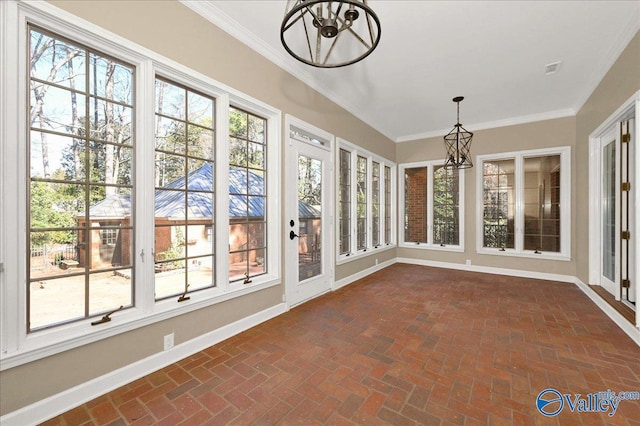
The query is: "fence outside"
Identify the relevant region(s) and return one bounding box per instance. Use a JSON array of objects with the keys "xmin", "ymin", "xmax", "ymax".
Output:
[{"xmin": 30, "ymin": 243, "xmax": 78, "ymax": 272}]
